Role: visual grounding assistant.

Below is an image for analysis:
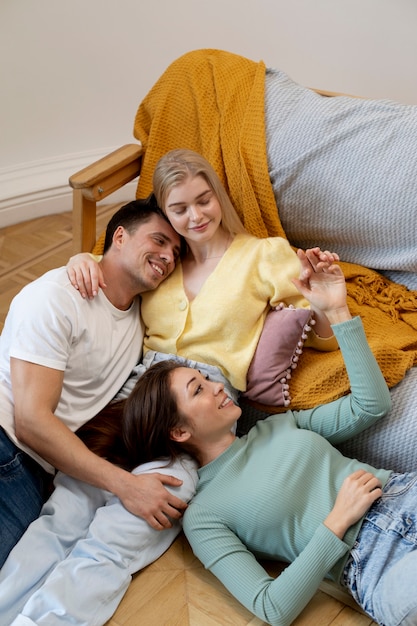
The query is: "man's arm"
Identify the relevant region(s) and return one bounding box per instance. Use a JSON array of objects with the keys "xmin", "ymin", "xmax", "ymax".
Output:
[{"xmin": 11, "ymin": 358, "xmax": 188, "ymax": 529}]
